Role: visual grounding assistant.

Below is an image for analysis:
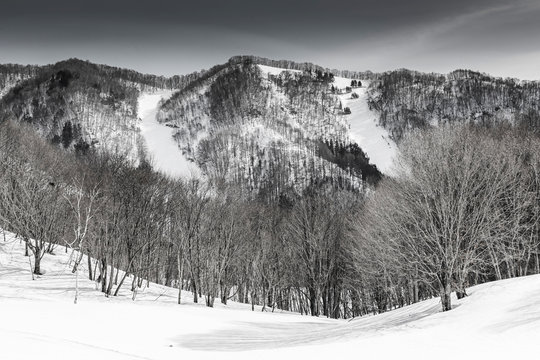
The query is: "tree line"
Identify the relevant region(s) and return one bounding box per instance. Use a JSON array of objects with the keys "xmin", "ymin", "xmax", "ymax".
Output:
[
  {"xmin": 367, "ymin": 69, "xmax": 540, "ymax": 141},
  {"xmin": 1, "ymin": 117, "xmax": 539, "ymax": 316}
]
